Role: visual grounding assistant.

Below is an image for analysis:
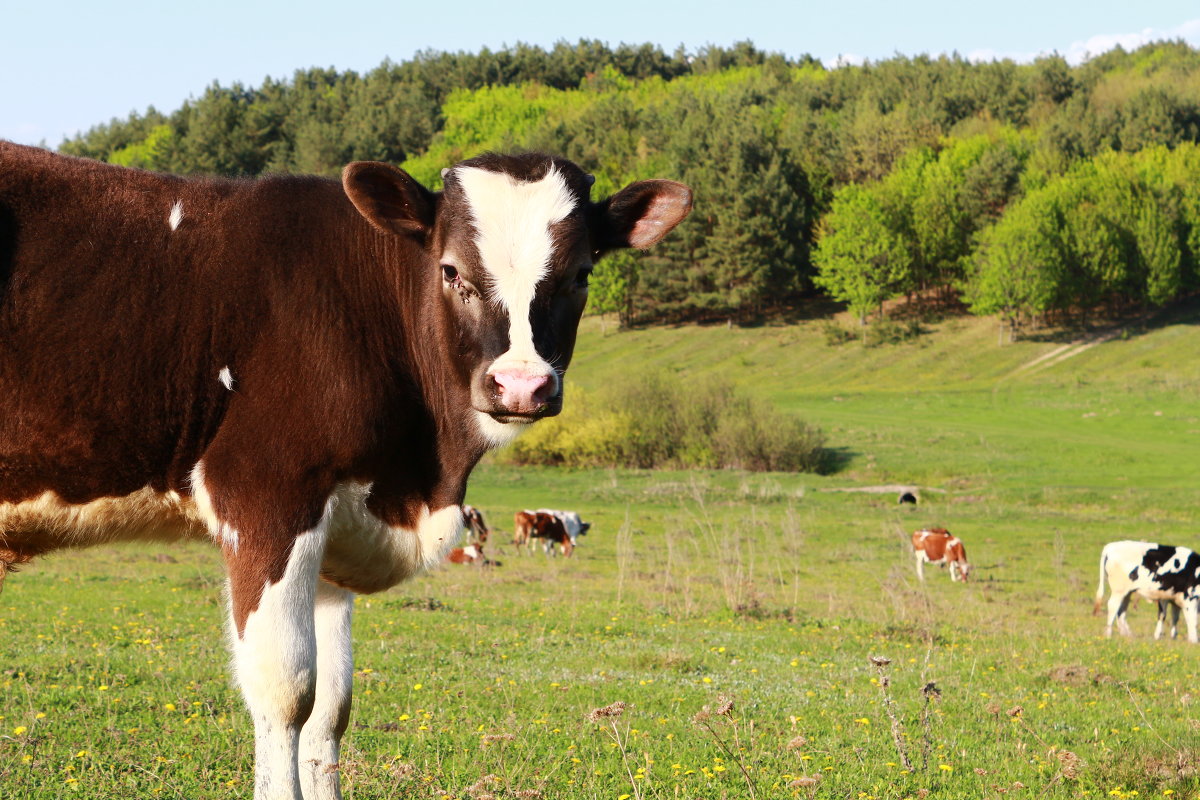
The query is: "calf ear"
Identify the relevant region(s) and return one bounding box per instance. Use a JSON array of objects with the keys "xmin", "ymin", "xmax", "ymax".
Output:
[
  {"xmin": 342, "ymin": 162, "xmax": 434, "ymax": 237},
  {"xmin": 593, "ymin": 180, "xmax": 692, "ymax": 251}
]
